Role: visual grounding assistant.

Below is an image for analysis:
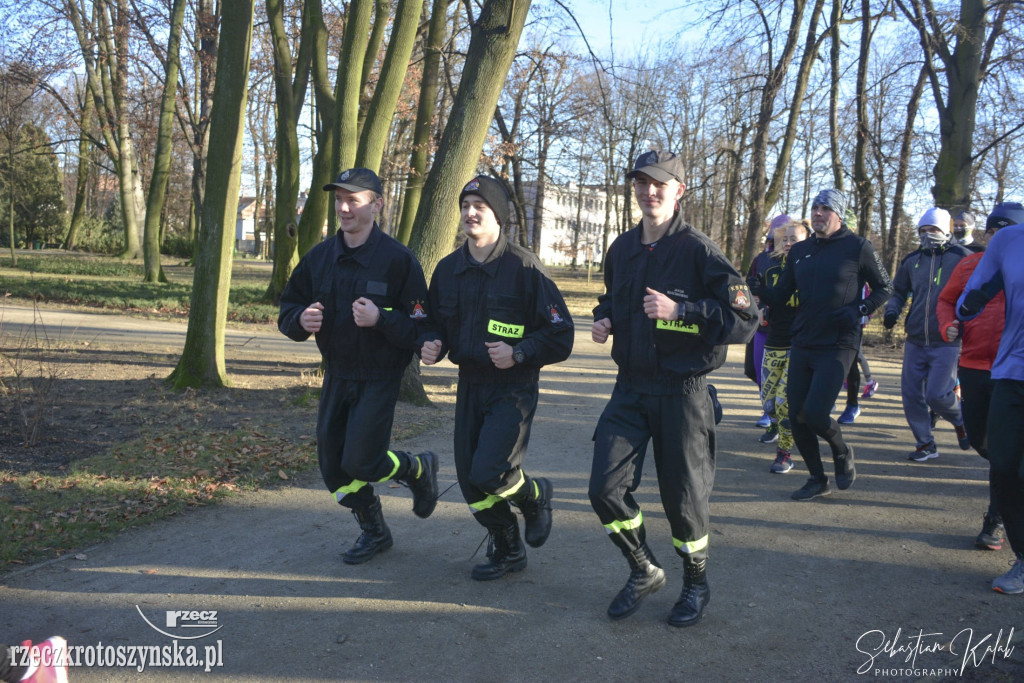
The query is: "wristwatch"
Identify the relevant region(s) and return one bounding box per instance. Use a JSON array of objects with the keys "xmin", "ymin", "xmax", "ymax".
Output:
[
  {"xmin": 858, "ymin": 303, "xmax": 870, "ymax": 316},
  {"xmin": 512, "ymin": 347, "xmax": 526, "ymax": 365}
]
